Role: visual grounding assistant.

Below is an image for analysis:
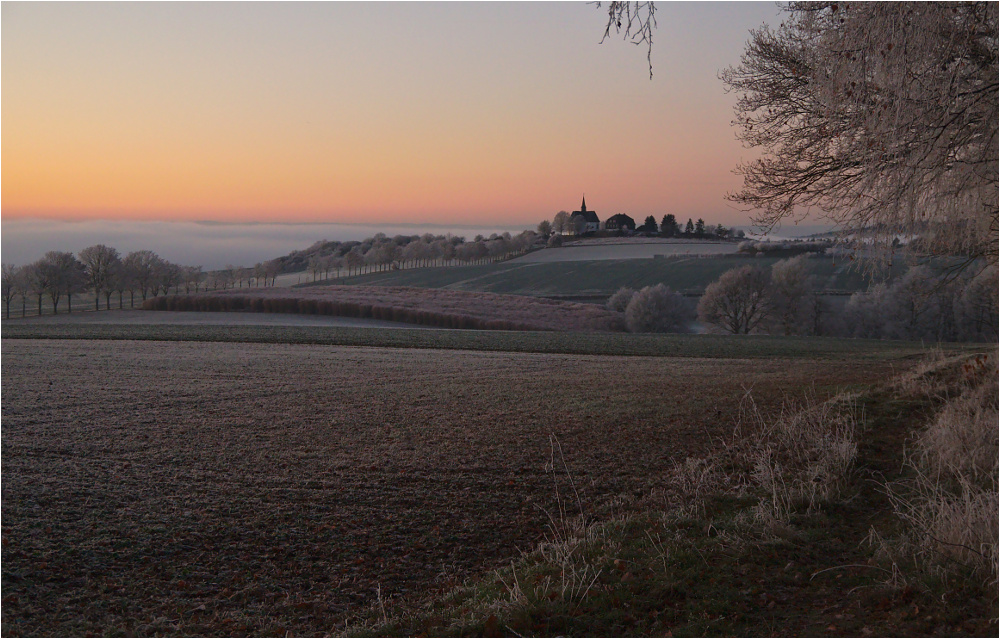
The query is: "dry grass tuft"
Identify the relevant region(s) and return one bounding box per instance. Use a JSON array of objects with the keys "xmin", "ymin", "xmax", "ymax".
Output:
[
  {"xmin": 883, "ymin": 353, "xmax": 999, "ymax": 588},
  {"xmin": 728, "ymin": 391, "xmax": 860, "ymax": 525}
]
